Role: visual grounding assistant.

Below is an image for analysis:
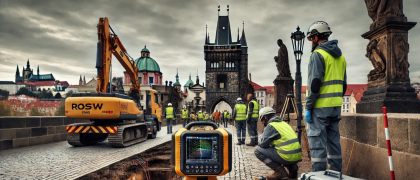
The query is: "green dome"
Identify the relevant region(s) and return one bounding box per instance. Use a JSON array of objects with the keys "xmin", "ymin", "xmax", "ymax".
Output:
[
  {"xmin": 141, "ymin": 47, "xmax": 149, "ymax": 52},
  {"xmin": 174, "ymin": 81, "xmax": 181, "ymax": 86},
  {"xmin": 134, "ymin": 57, "xmax": 160, "ymax": 72},
  {"xmin": 184, "ymin": 79, "xmax": 194, "ymax": 87}
]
